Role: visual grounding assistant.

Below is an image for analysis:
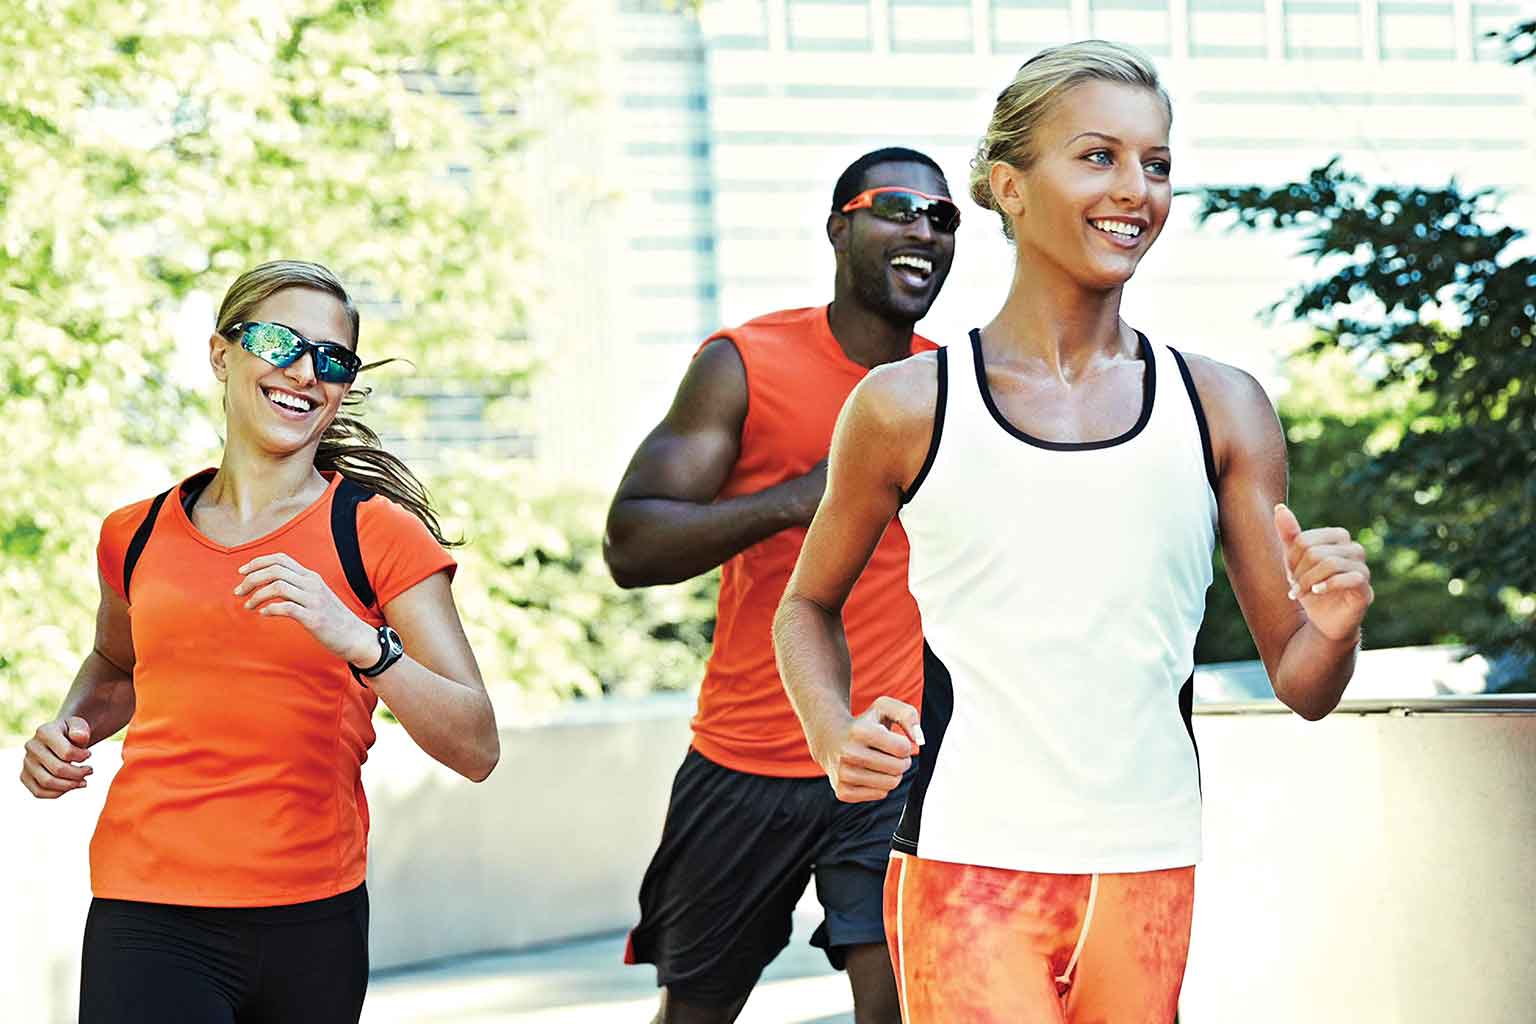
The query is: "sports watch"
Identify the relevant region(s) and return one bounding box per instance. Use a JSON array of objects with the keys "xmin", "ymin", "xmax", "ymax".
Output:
[{"xmin": 352, "ymin": 624, "xmax": 404, "ymax": 682}]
